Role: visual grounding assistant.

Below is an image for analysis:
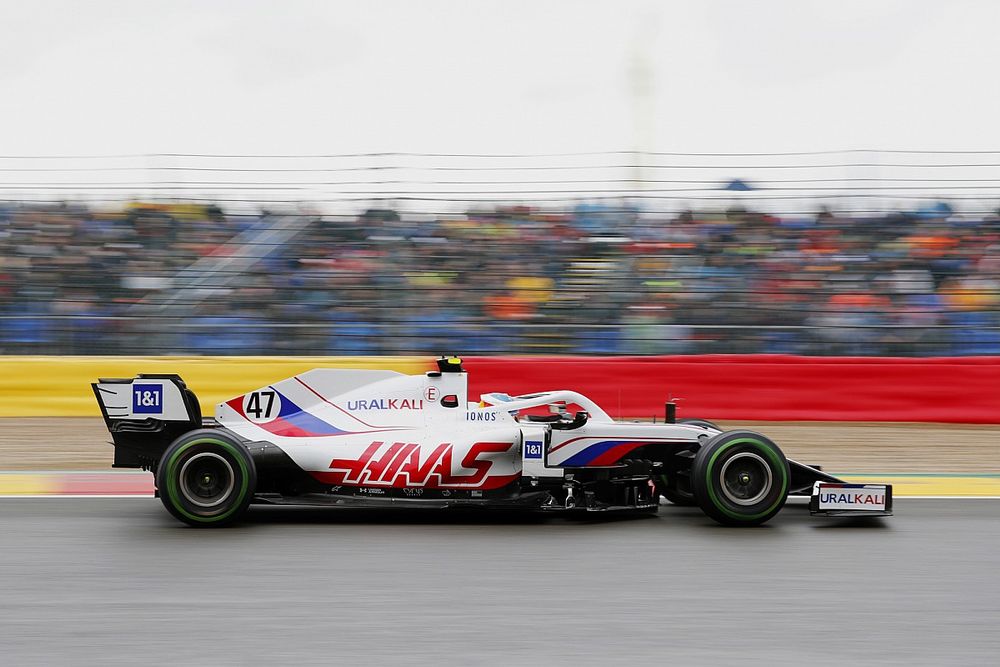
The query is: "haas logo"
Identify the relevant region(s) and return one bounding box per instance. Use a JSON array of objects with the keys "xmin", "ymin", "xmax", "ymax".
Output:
[{"xmin": 326, "ymin": 441, "xmax": 512, "ymax": 489}]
